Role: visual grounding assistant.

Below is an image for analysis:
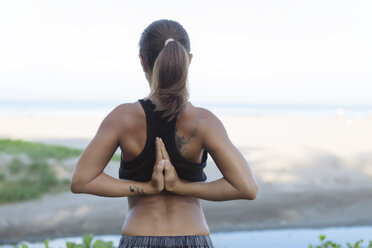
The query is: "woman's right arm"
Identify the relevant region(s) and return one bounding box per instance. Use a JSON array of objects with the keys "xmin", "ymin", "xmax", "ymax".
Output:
[
  {"xmin": 164, "ymin": 109, "xmax": 258, "ymax": 201},
  {"xmin": 70, "ymin": 106, "xmax": 165, "ymax": 197}
]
